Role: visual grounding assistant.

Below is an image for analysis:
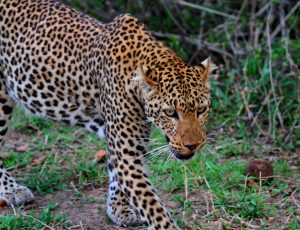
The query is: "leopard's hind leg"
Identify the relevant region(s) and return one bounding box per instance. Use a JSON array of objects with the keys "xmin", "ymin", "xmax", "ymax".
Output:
[
  {"xmin": 0, "ymin": 73, "xmax": 13, "ymax": 147},
  {"xmin": 0, "ymin": 73, "xmax": 34, "ymax": 206}
]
